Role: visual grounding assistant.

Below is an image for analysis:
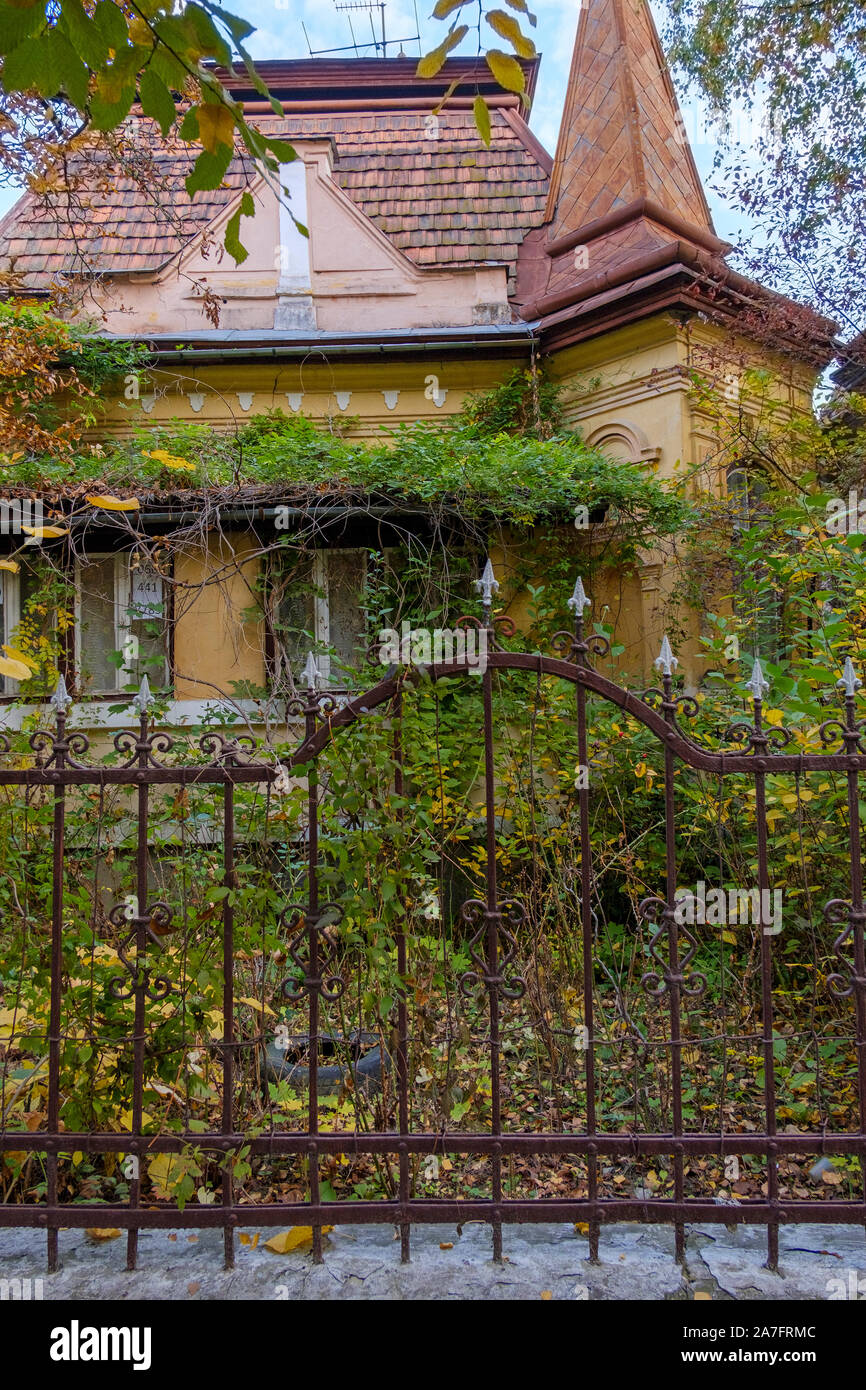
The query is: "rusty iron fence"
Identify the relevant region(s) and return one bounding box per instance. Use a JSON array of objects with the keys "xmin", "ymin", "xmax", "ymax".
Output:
[{"xmin": 1, "ymin": 577, "xmax": 865, "ymax": 1274}]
